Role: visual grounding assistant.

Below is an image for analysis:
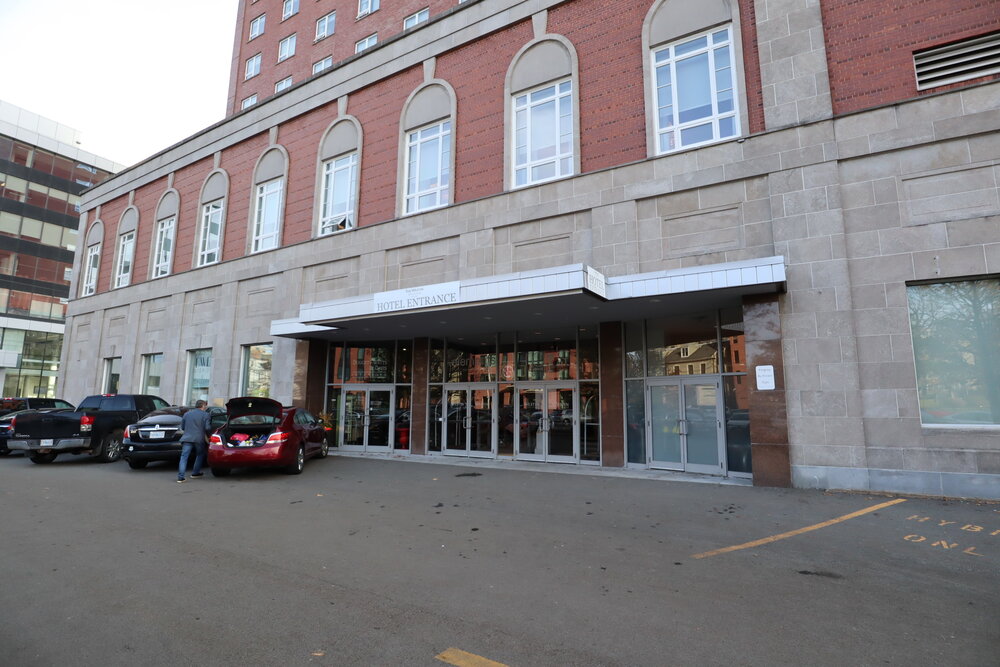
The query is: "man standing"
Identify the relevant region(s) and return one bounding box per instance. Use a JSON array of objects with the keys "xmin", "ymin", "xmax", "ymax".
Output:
[{"xmin": 178, "ymin": 400, "xmax": 212, "ymax": 483}]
